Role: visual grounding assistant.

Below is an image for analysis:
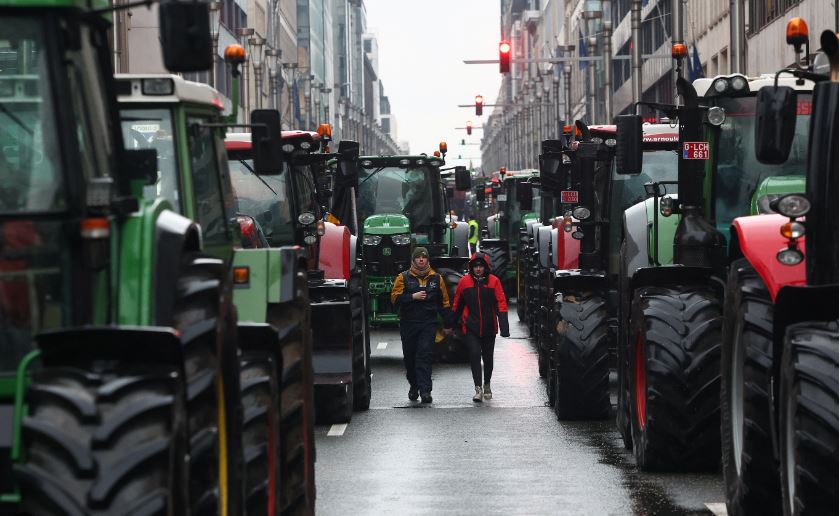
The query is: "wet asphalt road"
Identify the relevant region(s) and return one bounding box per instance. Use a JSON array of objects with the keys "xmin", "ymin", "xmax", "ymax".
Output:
[{"xmin": 314, "ymin": 304, "xmax": 725, "ymax": 515}]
